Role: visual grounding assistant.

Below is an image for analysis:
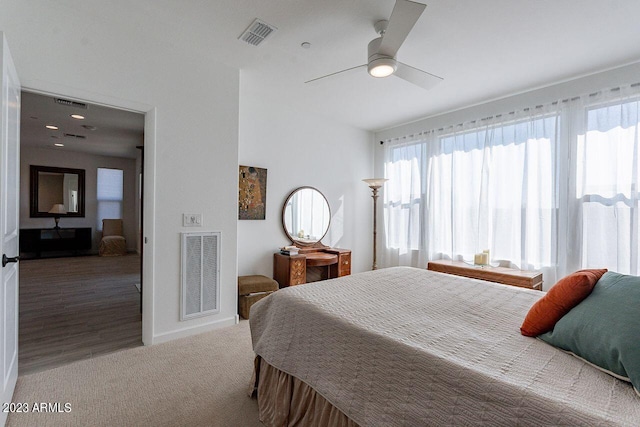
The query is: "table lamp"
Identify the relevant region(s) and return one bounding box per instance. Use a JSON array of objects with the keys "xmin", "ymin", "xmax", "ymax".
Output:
[{"xmin": 48, "ymin": 204, "xmax": 67, "ymax": 229}]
